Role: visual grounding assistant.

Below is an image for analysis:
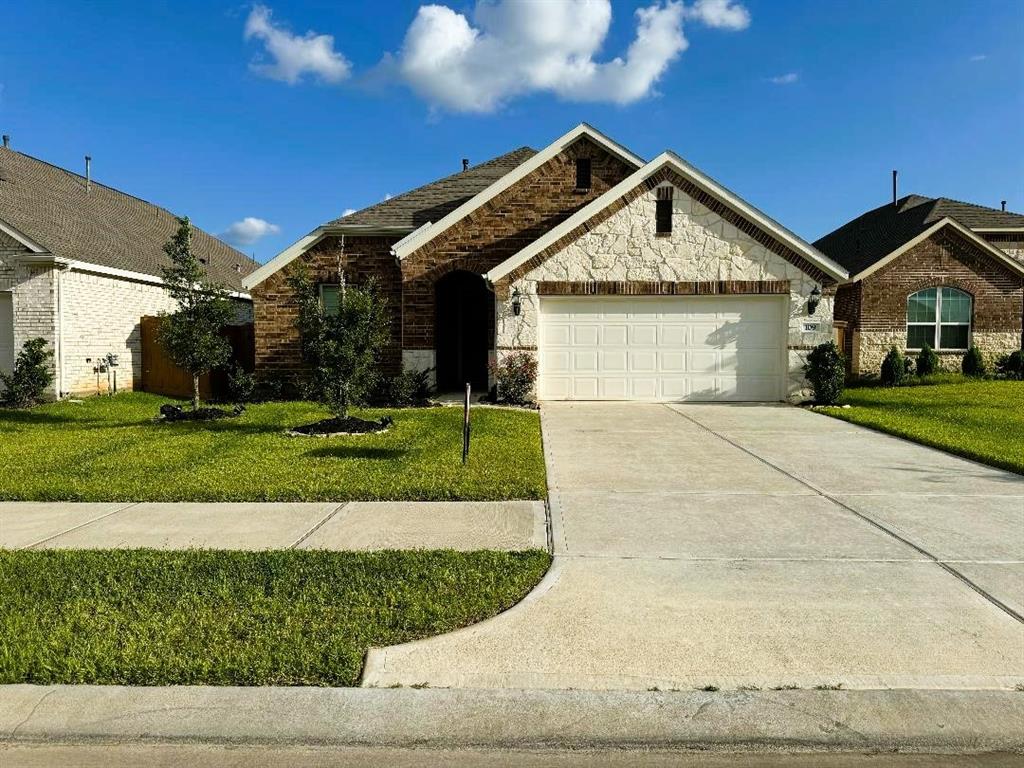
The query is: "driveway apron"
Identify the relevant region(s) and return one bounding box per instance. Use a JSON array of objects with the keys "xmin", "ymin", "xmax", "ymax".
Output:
[{"xmin": 362, "ymin": 403, "xmax": 1024, "ymax": 691}]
